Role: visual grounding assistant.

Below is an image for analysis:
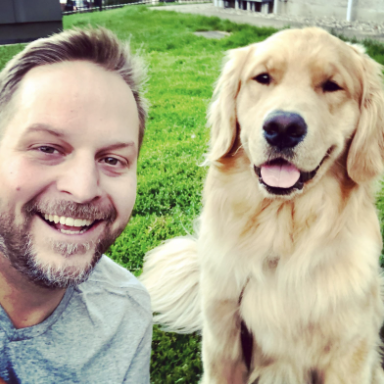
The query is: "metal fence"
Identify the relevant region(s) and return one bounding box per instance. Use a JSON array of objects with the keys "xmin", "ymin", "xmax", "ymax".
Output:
[{"xmin": 62, "ymin": 0, "xmax": 211, "ymax": 15}]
